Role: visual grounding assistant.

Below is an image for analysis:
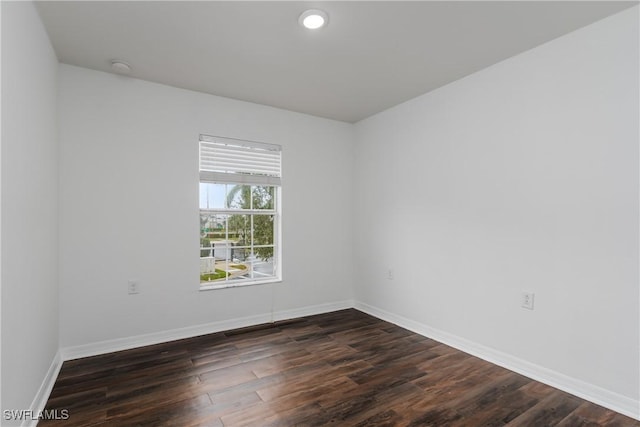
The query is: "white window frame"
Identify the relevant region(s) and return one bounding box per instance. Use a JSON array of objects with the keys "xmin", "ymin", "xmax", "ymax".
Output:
[{"xmin": 199, "ymin": 135, "xmax": 282, "ymax": 290}]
